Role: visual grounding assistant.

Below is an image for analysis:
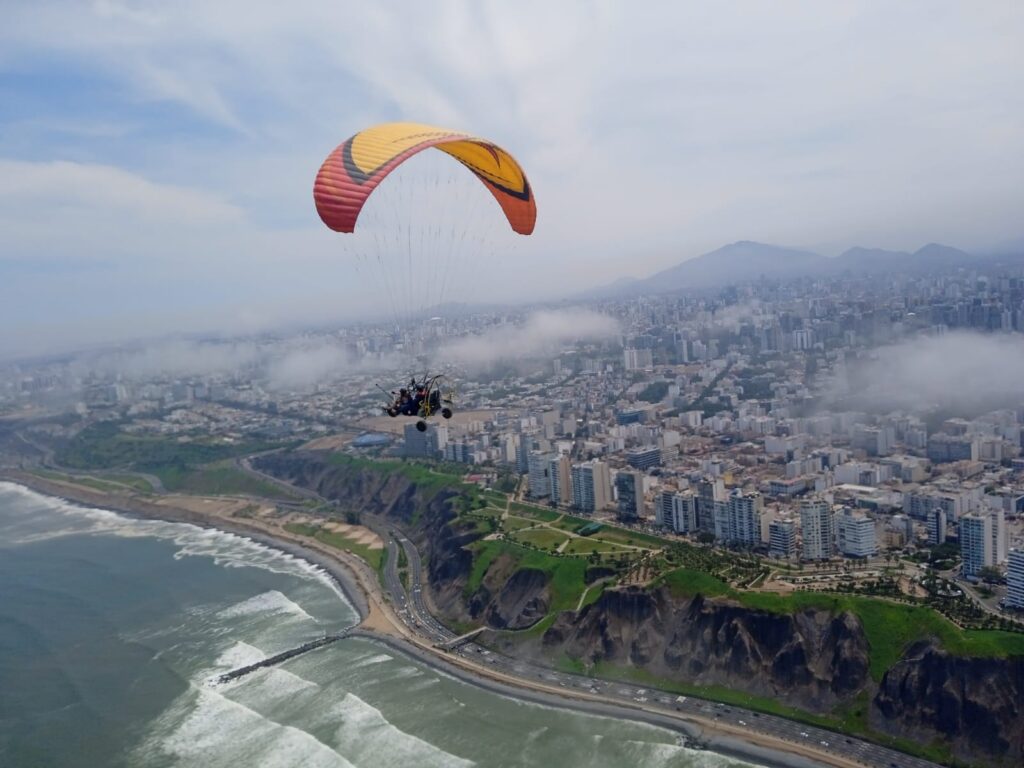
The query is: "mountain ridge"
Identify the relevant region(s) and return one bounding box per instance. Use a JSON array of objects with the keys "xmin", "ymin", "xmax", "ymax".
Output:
[{"xmin": 582, "ymin": 239, "xmax": 981, "ymax": 298}]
